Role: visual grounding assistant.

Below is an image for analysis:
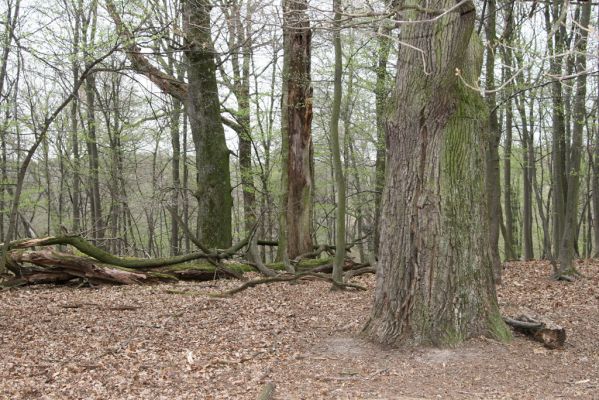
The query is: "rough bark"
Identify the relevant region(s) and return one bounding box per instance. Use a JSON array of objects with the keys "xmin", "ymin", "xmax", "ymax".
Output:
[
  {"xmin": 363, "ymin": 1, "xmax": 509, "ymax": 346},
  {"xmin": 183, "ymin": 0, "xmax": 233, "ymax": 248},
  {"xmin": 281, "ymin": 0, "xmax": 314, "ymax": 259}
]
